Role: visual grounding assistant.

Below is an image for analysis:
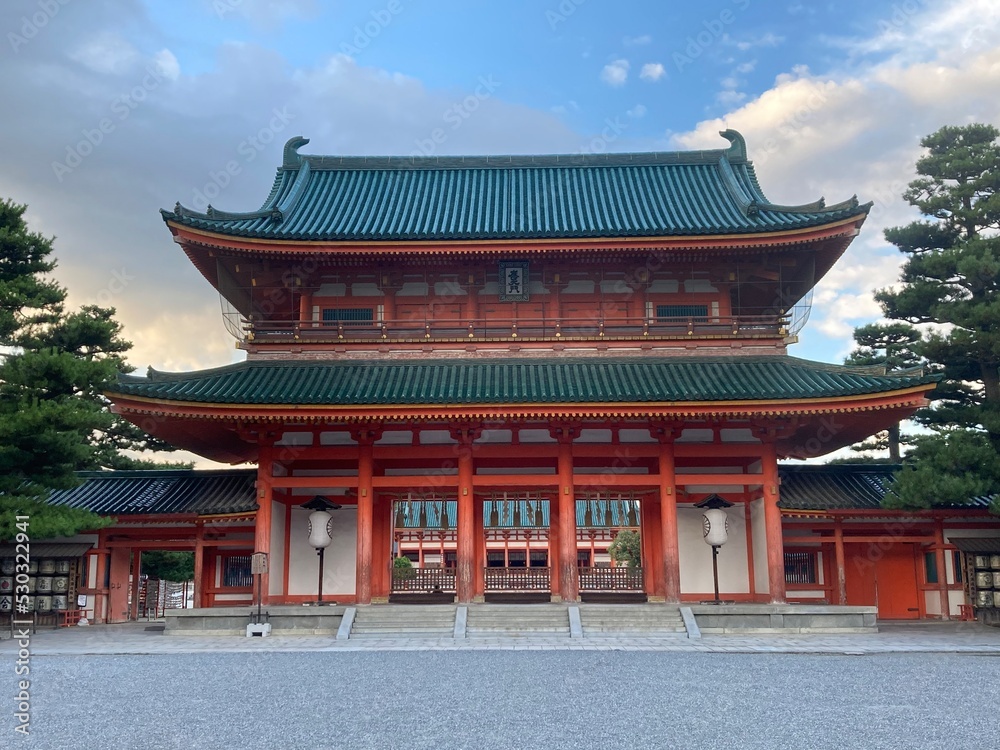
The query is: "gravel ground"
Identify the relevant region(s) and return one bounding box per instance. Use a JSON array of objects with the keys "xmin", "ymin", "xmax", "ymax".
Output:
[{"xmin": 11, "ymin": 651, "xmax": 1000, "ymax": 749}]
